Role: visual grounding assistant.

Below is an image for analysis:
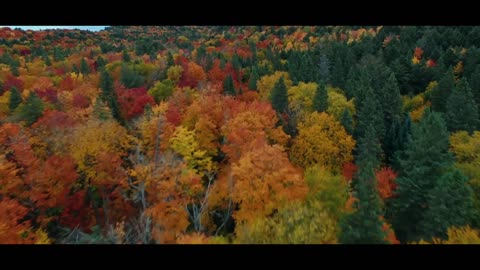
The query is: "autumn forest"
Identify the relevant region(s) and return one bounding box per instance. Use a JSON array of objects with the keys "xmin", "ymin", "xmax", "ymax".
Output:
[{"xmin": 0, "ymin": 26, "xmax": 479, "ymax": 244}]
